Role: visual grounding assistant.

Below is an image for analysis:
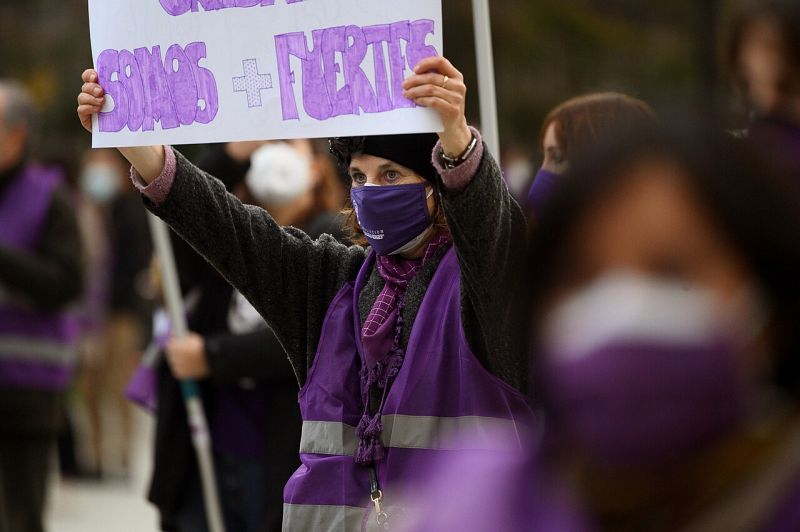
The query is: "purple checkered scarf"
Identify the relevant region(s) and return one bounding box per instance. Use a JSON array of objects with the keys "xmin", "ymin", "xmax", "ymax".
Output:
[
  {"xmin": 362, "ymin": 232, "xmax": 452, "ymax": 339},
  {"xmin": 355, "ymin": 232, "xmax": 451, "ymax": 464}
]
